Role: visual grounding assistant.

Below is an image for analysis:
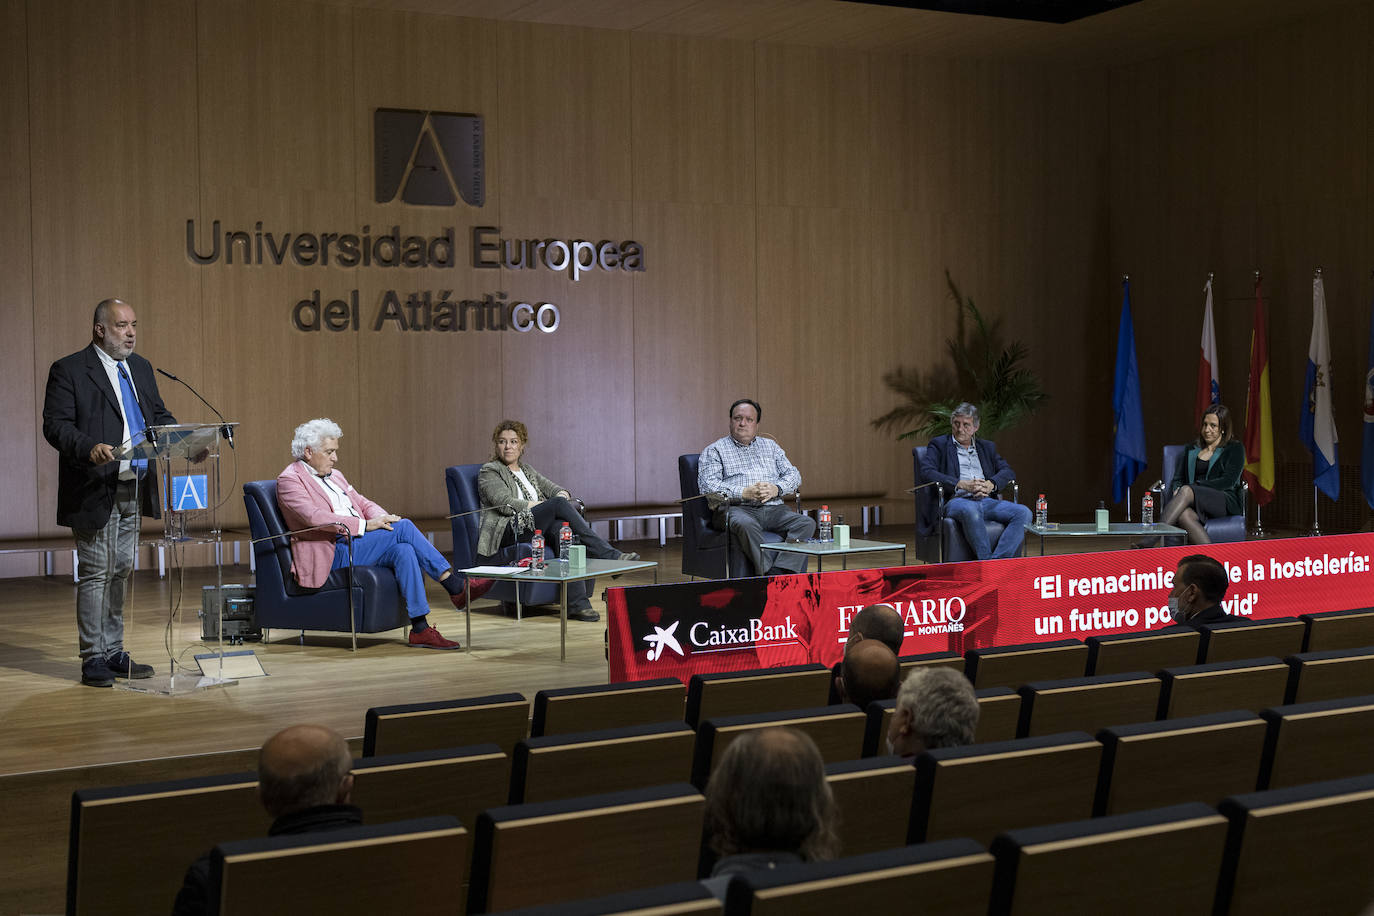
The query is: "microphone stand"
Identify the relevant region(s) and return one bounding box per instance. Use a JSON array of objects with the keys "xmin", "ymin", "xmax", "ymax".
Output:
[{"xmin": 157, "ymin": 368, "xmax": 235, "ymax": 449}]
